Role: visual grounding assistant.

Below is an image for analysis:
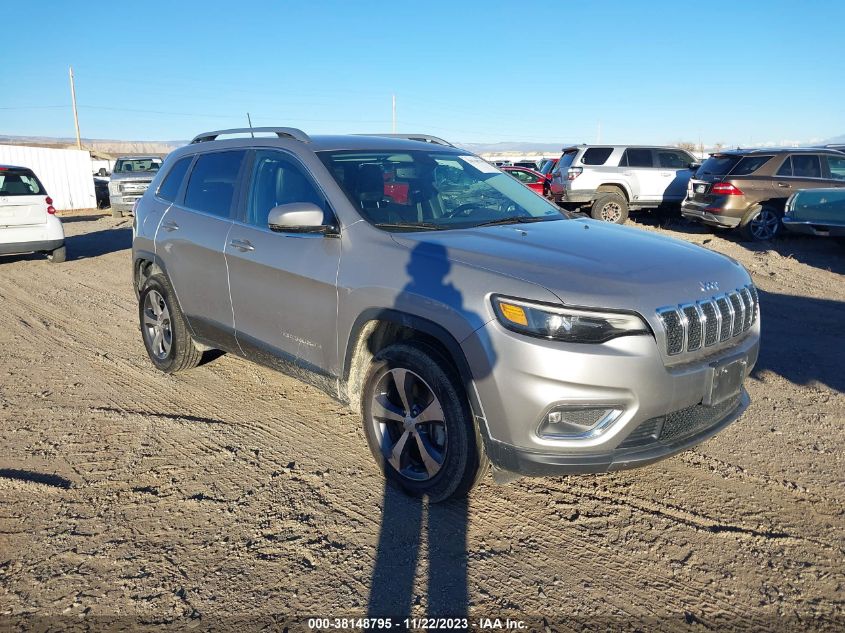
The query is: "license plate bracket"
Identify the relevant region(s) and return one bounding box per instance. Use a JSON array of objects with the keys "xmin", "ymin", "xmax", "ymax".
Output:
[{"xmin": 703, "ymin": 355, "xmax": 747, "ymax": 406}]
